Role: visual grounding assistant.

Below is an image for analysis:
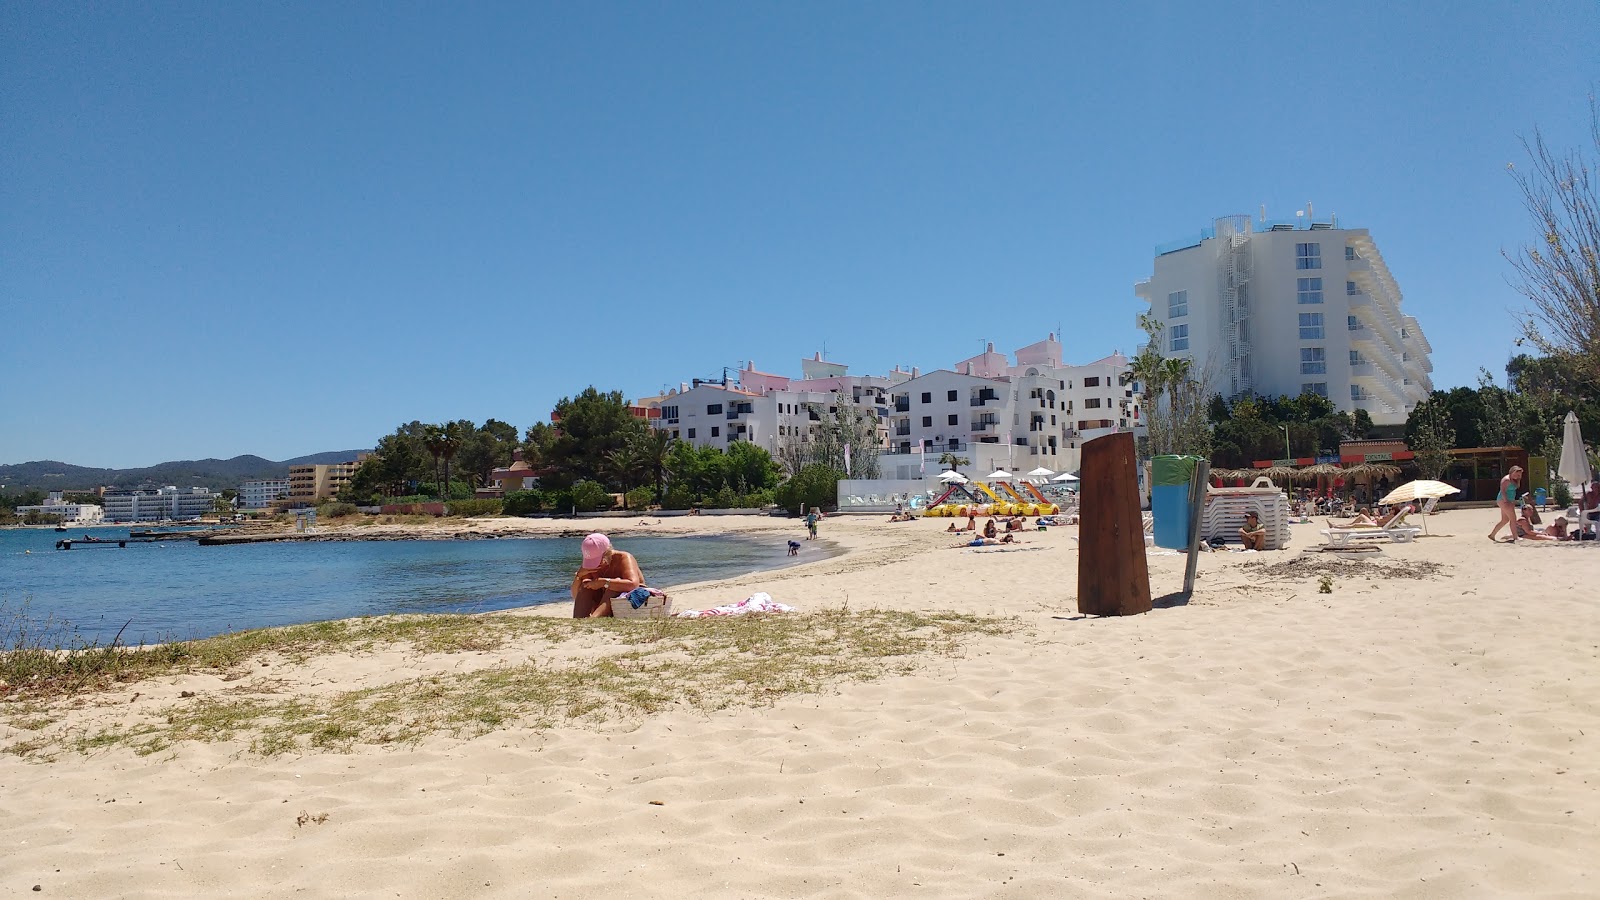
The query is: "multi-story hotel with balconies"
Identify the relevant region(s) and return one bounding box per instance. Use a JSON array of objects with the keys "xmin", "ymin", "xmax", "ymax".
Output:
[{"xmin": 1135, "ymin": 215, "xmax": 1432, "ymax": 425}]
